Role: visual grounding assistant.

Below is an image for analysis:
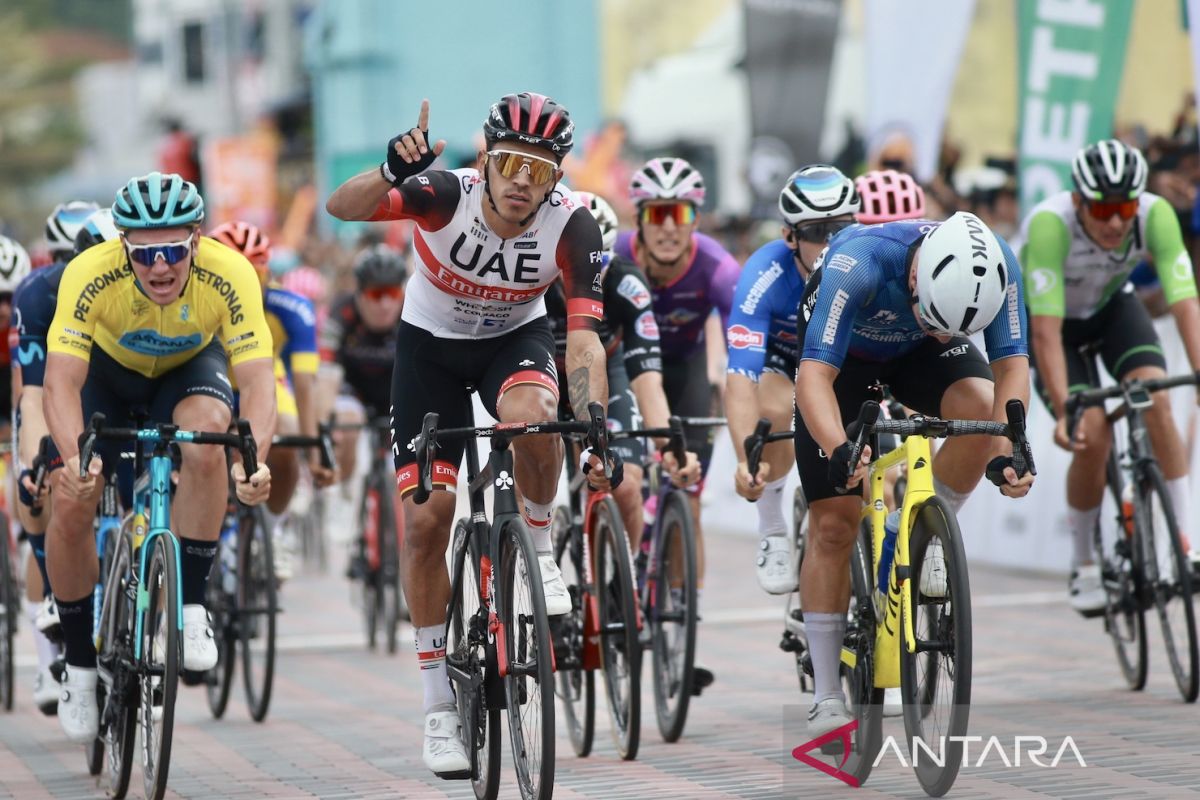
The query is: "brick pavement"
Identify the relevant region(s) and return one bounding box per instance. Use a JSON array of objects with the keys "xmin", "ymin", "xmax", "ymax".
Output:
[{"xmin": 3, "ymin": 525, "xmax": 1200, "ymax": 799}]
